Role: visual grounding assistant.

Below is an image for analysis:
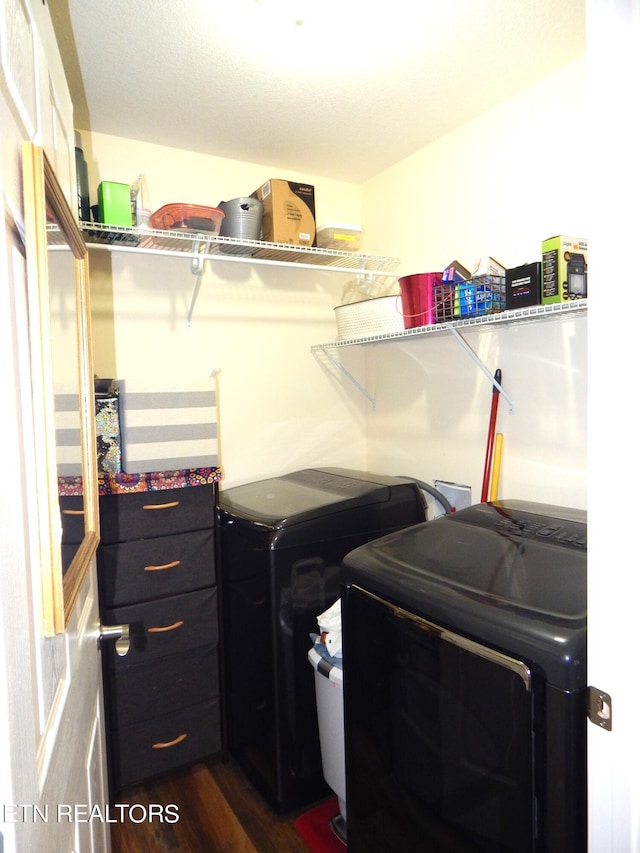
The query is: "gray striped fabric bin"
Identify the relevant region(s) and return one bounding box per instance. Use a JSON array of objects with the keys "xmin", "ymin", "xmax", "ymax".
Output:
[{"xmin": 119, "ymin": 379, "xmax": 219, "ymax": 474}]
